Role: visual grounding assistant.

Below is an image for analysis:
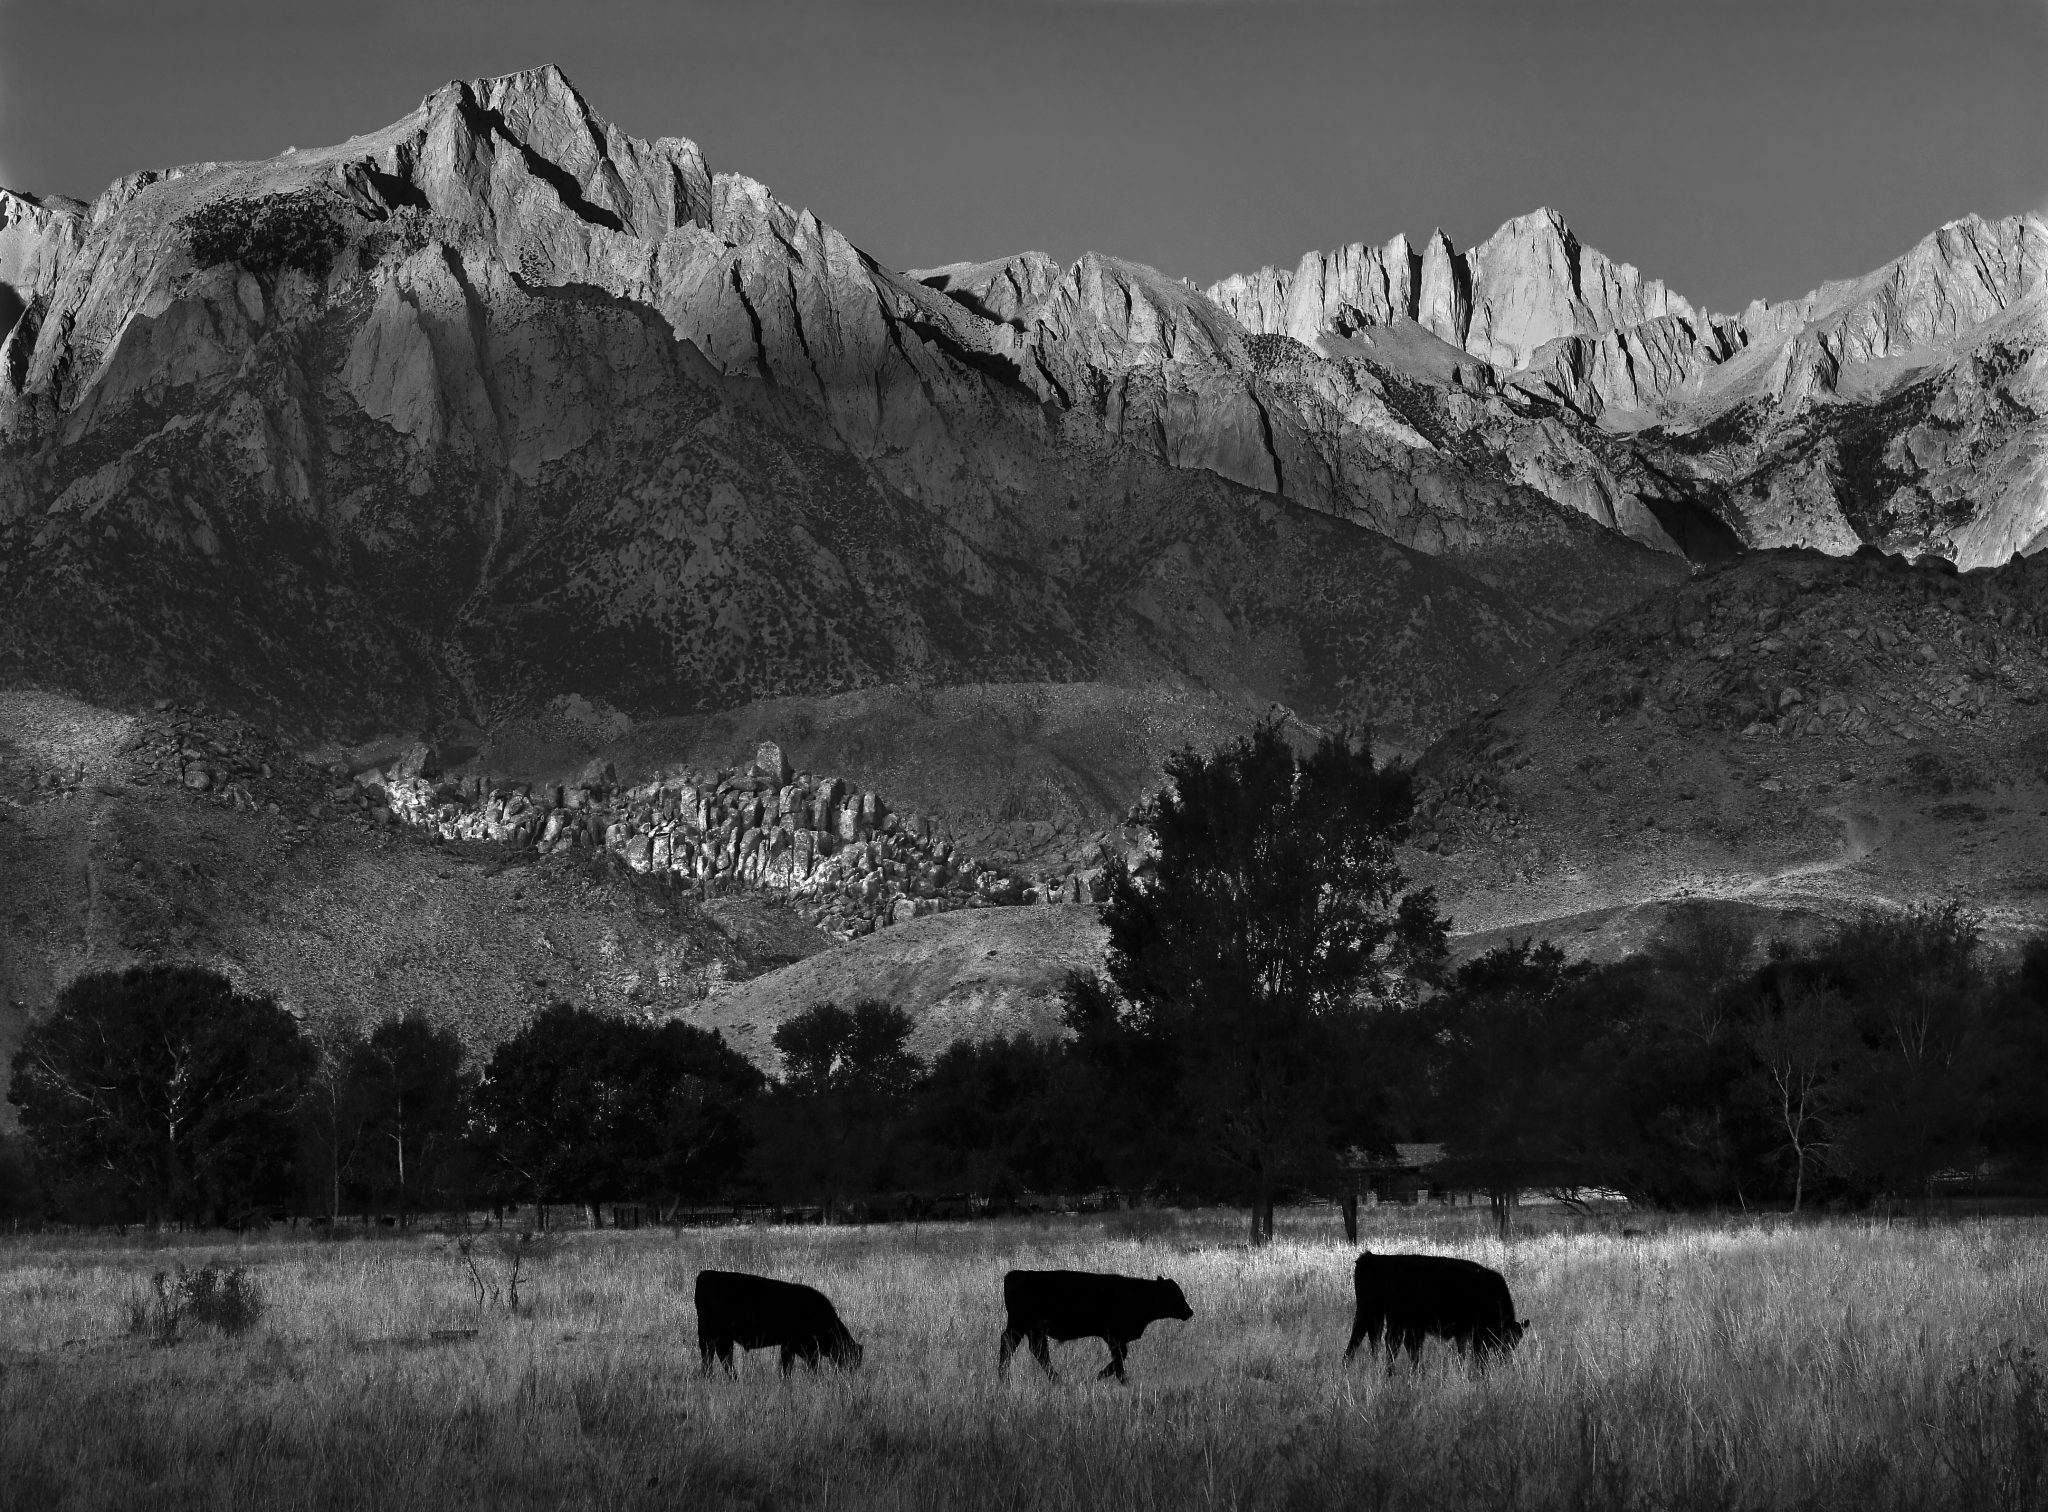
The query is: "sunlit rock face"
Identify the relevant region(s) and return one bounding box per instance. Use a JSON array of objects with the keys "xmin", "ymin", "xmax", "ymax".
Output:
[
  {"xmin": 1210, "ymin": 205, "xmax": 2048, "ymax": 567},
  {"xmin": 3, "ymin": 65, "xmax": 1664, "ymax": 755},
  {"xmin": 2, "ymin": 63, "xmax": 2037, "ymax": 761}
]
